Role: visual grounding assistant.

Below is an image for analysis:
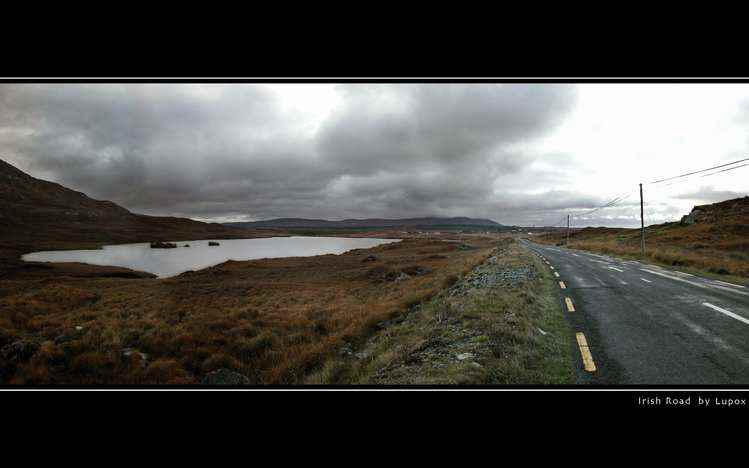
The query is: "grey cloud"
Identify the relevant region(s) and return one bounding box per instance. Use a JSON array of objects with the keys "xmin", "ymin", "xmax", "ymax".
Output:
[
  {"xmin": 1, "ymin": 83, "xmax": 590, "ymax": 224},
  {"xmin": 674, "ymin": 186, "xmax": 747, "ymax": 203},
  {"xmin": 316, "ymin": 84, "xmax": 576, "ymax": 175}
]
